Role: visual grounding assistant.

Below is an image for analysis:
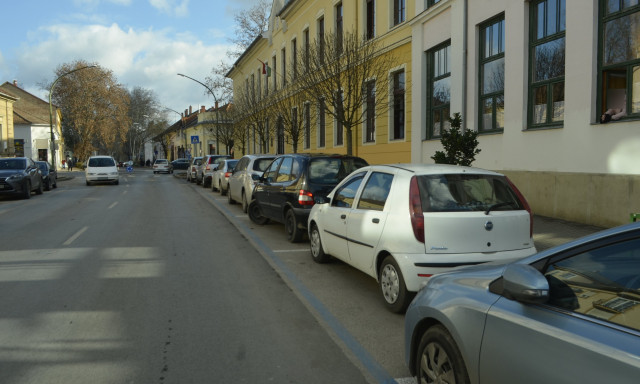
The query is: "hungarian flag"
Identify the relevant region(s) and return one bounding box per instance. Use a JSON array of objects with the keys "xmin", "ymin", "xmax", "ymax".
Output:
[{"xmin": 258, "ymin": 59, "xmax": 271, "ymax": 77}]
